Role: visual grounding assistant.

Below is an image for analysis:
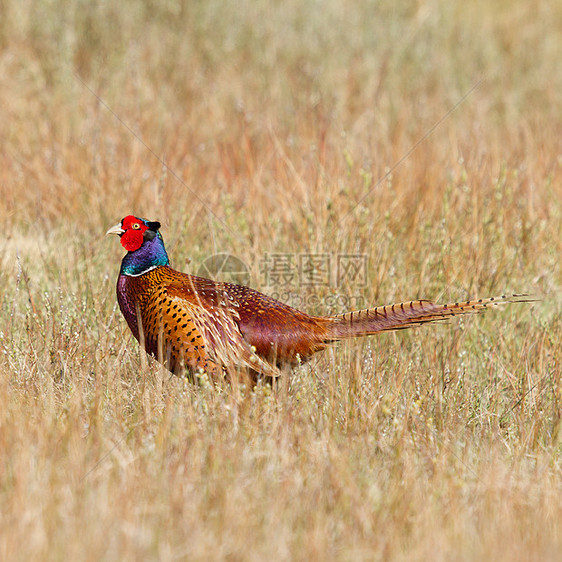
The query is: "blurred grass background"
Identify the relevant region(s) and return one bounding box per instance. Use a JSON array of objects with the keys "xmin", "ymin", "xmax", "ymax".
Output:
[{"xmin": 0, "ymin": 0, "xmax": 561, "ymax": 560}]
